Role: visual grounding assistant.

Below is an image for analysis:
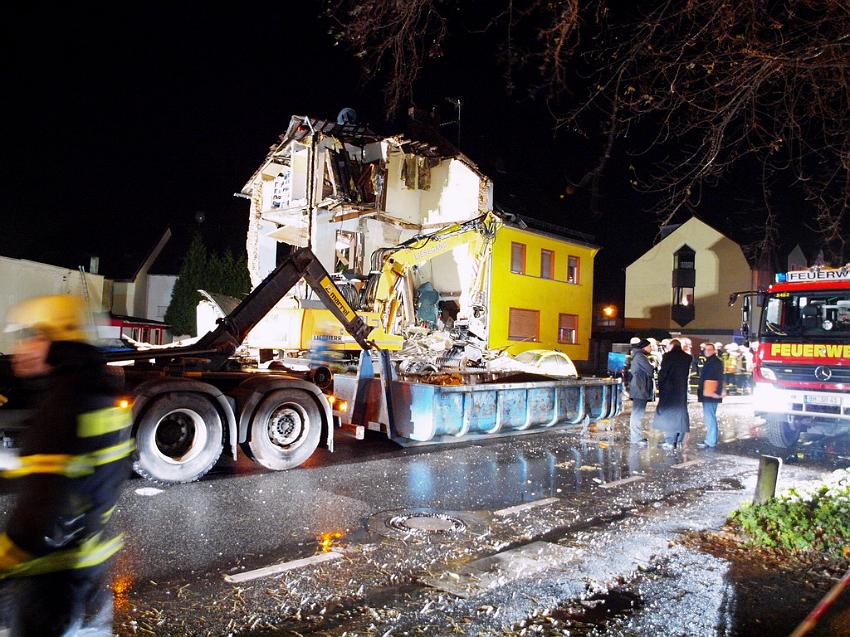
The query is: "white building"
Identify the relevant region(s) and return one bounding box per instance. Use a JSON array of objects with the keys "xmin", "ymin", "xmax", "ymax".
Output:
[
  {"xmin": 0, "ymin": 256, "xmax": 105, "ymax": 351},
  {"xmin": 624, "ymin": 217, "xmax": 753, "ymax": 342},
  {"xmin": 241, "ymin": 112, "xmax": 493, "ymax": 297},
  {"xmin": 110, "ymin": 227, "xmax": 176, "ymax": 324}
]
